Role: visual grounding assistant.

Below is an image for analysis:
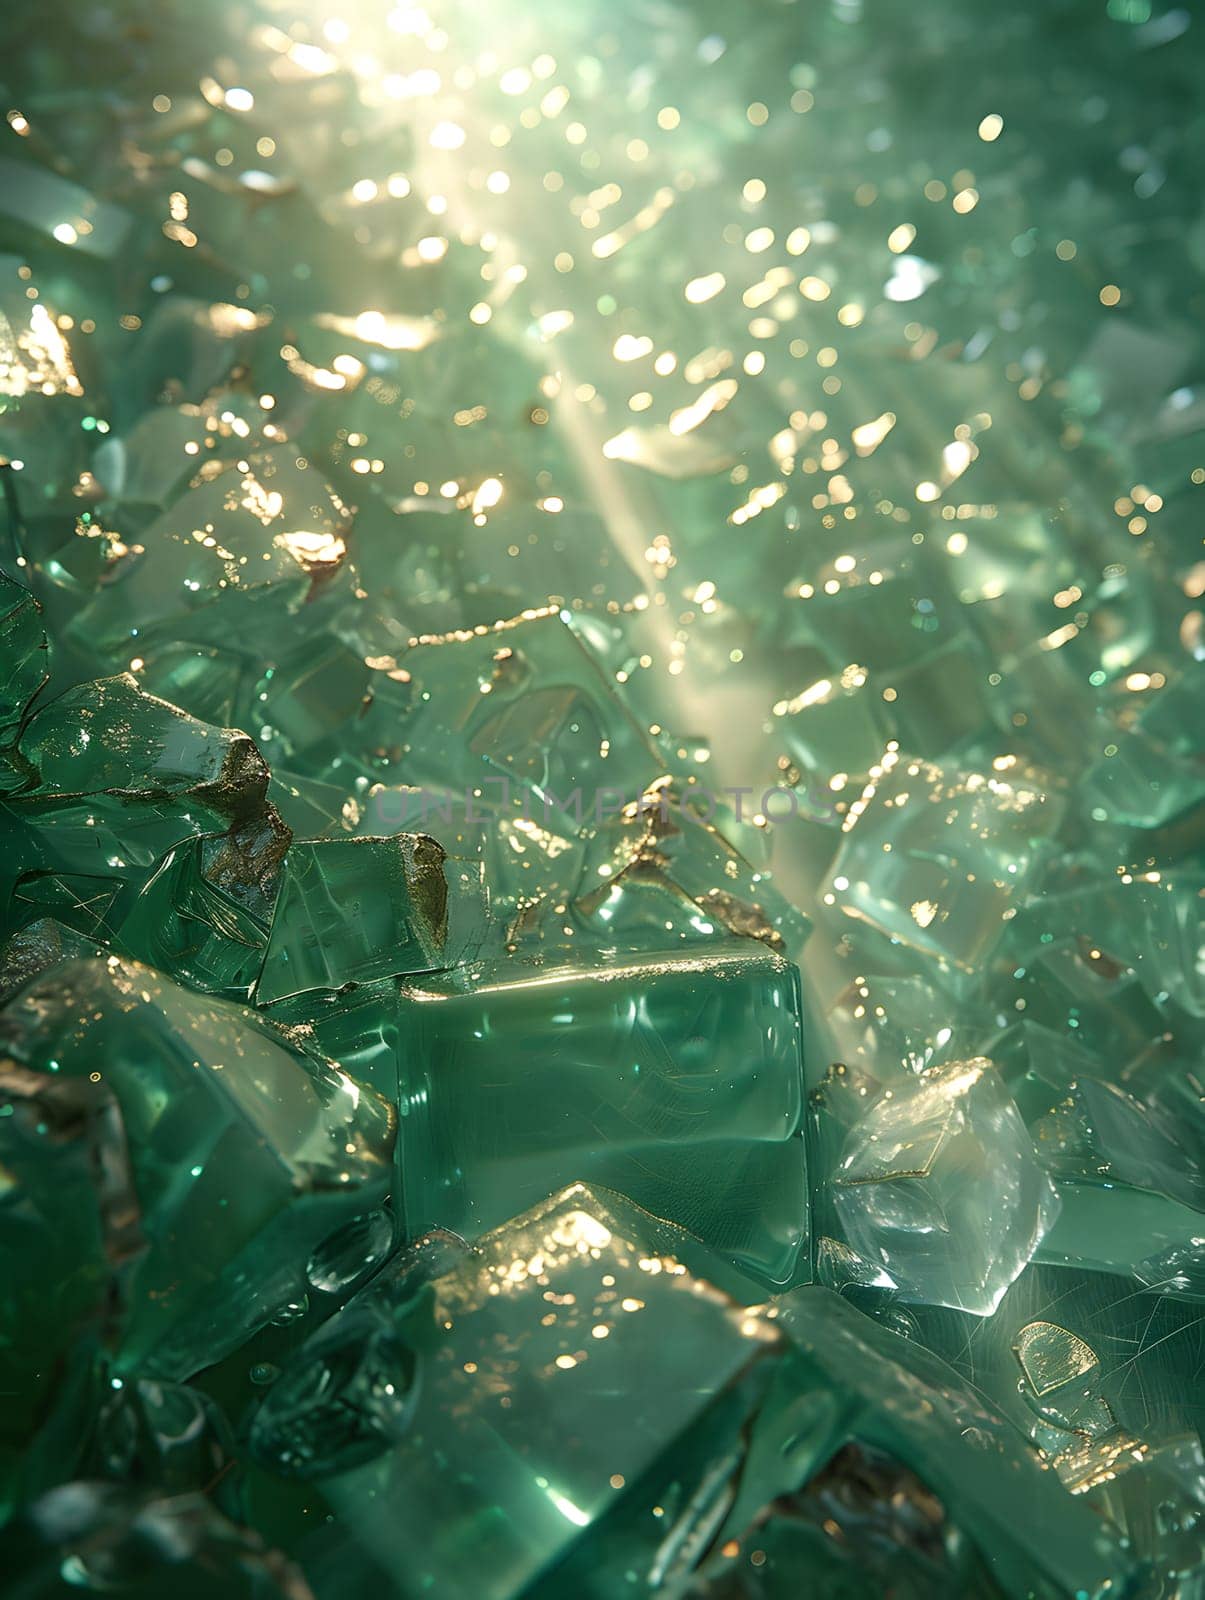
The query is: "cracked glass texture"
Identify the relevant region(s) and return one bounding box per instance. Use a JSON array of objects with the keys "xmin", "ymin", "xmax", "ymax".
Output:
[{"xmin": 0, "ymin": 0, "xmax": 1203, "ymax": 1596}]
